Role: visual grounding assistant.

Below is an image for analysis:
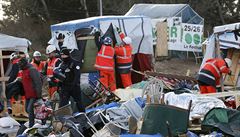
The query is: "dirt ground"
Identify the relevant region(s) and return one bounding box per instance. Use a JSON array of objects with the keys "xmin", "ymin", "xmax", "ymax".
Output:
[{"xmin": 154, "ymin": 58, "xmax": 201, "ymax": 78}]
